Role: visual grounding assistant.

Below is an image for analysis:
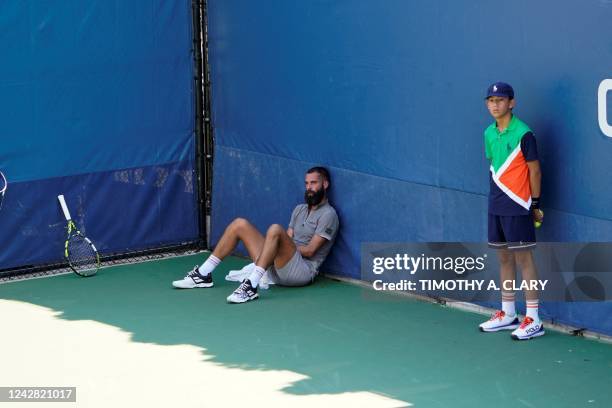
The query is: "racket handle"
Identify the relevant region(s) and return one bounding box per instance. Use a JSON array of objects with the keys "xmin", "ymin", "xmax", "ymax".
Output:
[{"xmin": 57, "ymin": 194, "xmax": 72, "ymax": 221}]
